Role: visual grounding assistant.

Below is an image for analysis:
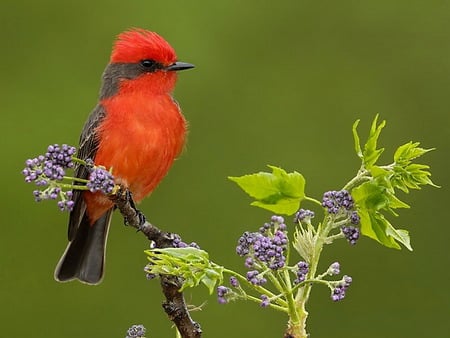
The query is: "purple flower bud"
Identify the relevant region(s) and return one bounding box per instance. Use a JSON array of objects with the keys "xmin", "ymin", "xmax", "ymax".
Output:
[
  {"xmin": 126, "ymin": 324, "xmax": 146, "ymax": 338},
  {"xmin": 331, "ymin": 274, "xmax": 352, "ymax": 301},
  {"xmin": 294, "ymin": 261, "xmax": 309, "ymax": 284},
  {"xmin": 294, "ymin": 209, "xmax": 315, "ymax": 223},
  {"xmin": 87, "ymin": 167, "xmax": 115, "ymax": 194},
  {"xmin": 230, "ymin": 276, "xmax": 239, "ymax": 287},
  {"xmin": 217, "ymin": 285, "xmax": 229, "ymax": 304},
  {"xmin": 329, "ymin": 262, "xmax": 340, "ymax": 275},
  {"xmin": 260, "ymin": 294, "xmax": 270, "ymax": 307},
  {"xmin": 245, "ymin": 257, "xmax": 254, "ymax": 268},
  {"xmin": 322, "ymin": 190, "xmax": 355, "ymax": 214},
  {"xmin": 341, "ymin": 226, "xmax": 360, "ymax": 245},
  {"xmin": 350, "ymin": 211, "xmax": 360, "ymax": 225}
]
